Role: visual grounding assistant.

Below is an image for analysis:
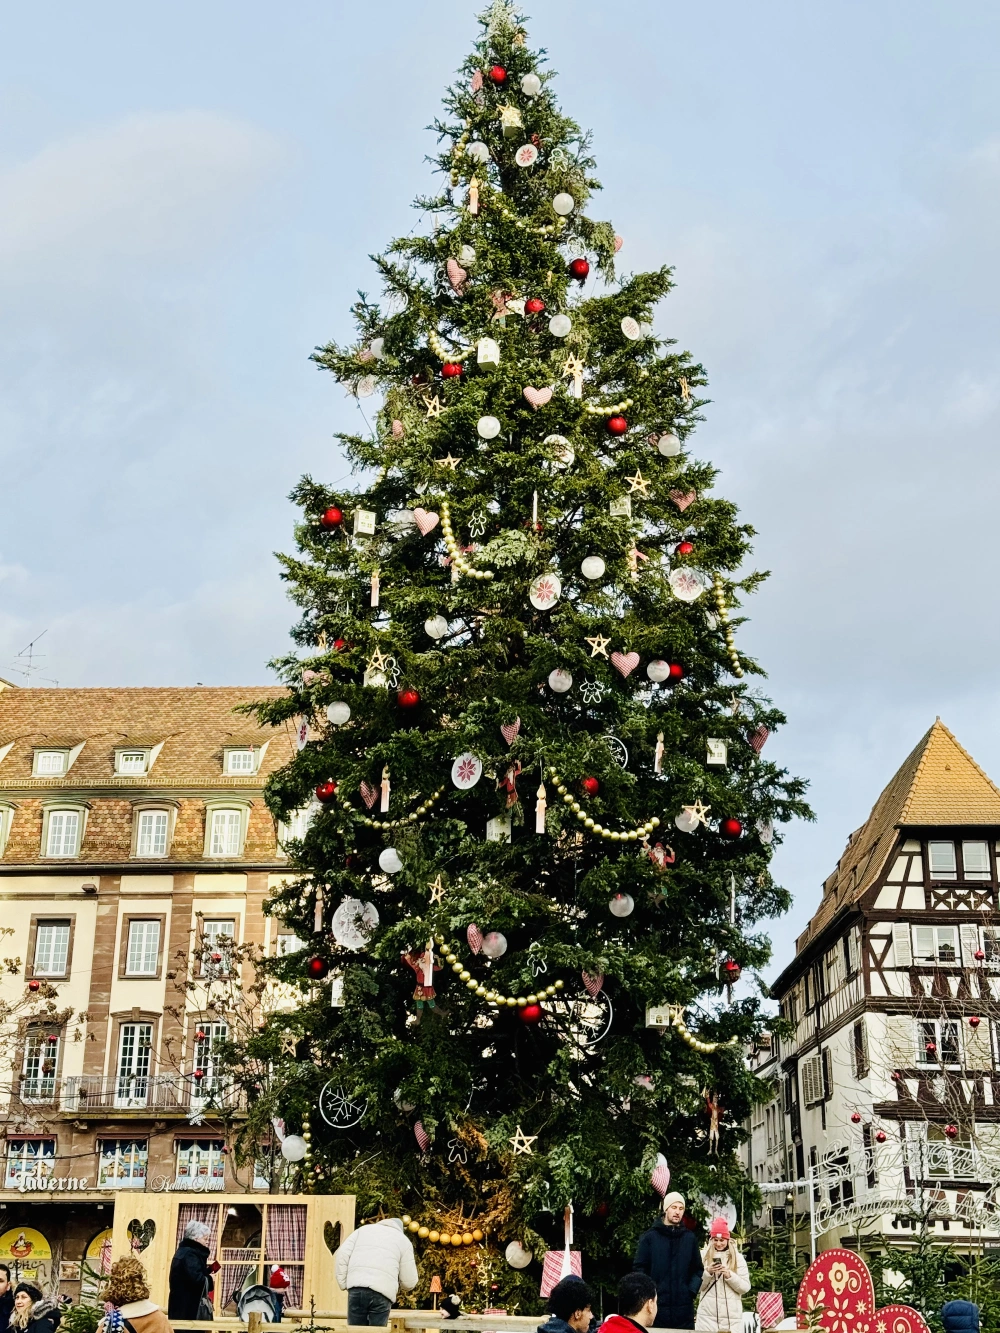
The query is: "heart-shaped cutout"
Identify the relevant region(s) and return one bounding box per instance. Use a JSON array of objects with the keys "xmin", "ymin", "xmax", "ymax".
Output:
[
  {"xmin": 669, "ymin": 489, "xmax": 697, "ymax": 512},
  {"xmin": 611, "ymin": 651, "xmax": 640, "ymax": 678},
  {"xmin": 582, "ymin": 971, "xmax": 604, "ymax": 997},
  {"xmin": 501, "ymin": 717, "xmax": 521, "ymax": 746},
  {"xmin": 523, "ymin": 385, "xmax": 553, "ymax": 410},
  {"xmin": 446, "ymin": 258, "xmax": 468, "ymax": 292},
  {"xmin": 323, "ymin": 1221, "xmax": 342, "ymax": 1255},
  {"xmin": 412, "ymin": 507, "xmax": 440, "ymax": 536},
  {"xmin": 127, "ymin": 1218, "xmax": 156, "ymax": 1253},
  {"xmin": 360, "ymin": 781, "xmax": 378, "ymax": 810},
  {"xmin": 467, "ymin": 924, "xmax": 484, "ymax": 955}
]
